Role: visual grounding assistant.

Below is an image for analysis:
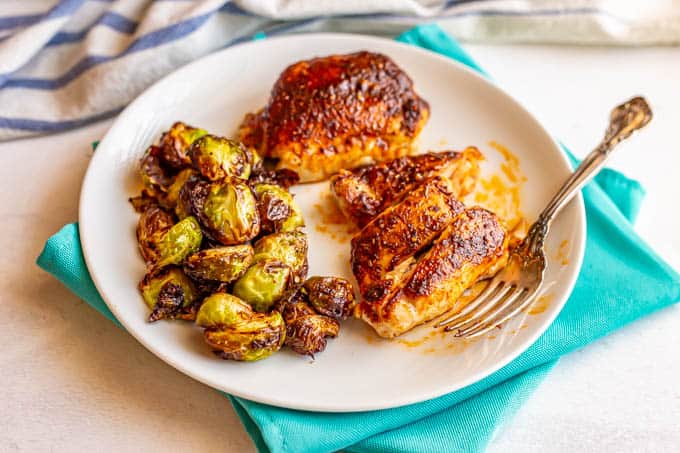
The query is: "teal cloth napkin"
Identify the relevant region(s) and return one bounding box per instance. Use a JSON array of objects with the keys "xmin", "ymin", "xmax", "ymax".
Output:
[{"xmin": 37, "ymin": 24, "xmax": 680, "ymax": 453}]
